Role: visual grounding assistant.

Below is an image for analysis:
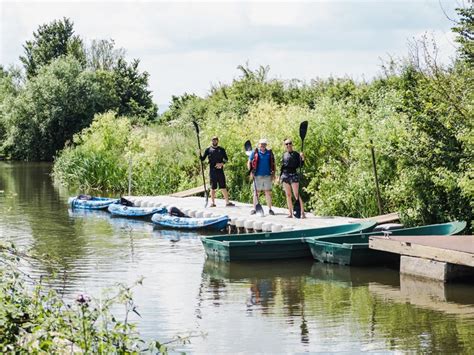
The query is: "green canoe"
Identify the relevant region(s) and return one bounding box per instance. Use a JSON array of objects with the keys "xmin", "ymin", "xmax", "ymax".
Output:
[
  {"xmin": 201, "ymin": 221, "xmax": 376, "ymax": 262},
  {"xmin": 305, "ymin": 221, "xmax": 467, "ymax": 266}
]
